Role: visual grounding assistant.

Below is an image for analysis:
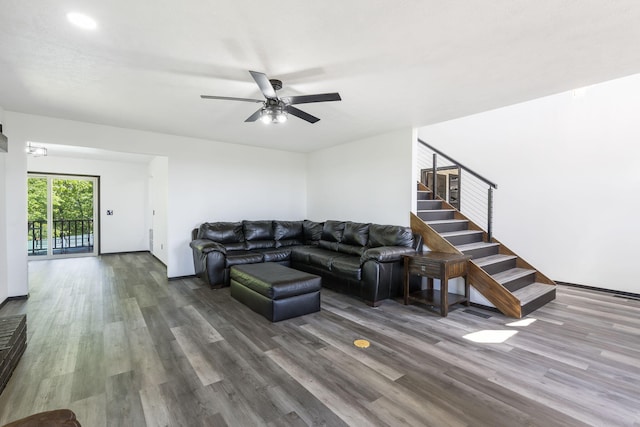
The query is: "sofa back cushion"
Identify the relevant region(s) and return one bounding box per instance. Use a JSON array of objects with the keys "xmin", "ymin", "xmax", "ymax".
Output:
[
  {"xmin": 274, "ymin": 221, "xmax": 304, "ymax": 248},
  {"xmin": 342, "ymin": 222, "xmax": 370, "ymax": 247},
  {"xmin": 243, "ymin": 220, "xmax": 275, "ymax": 249},
  {"xmin": 198, "ymin": 222, "xmax": 244, "ymax": 243},
  {"xmin": 321, "ymin": 220, "xmax": 345, "ymax": 243},
  {"xmin": 243, "ymin": 220, "xmax": 274, "ymax": 240},
  {"xmin": 368, "ymin": 224, "xmax": 414, "ymax": 248},
  {"xmin": 303, "ymin": 220, "xmax": 323, "ymax": 244}
]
